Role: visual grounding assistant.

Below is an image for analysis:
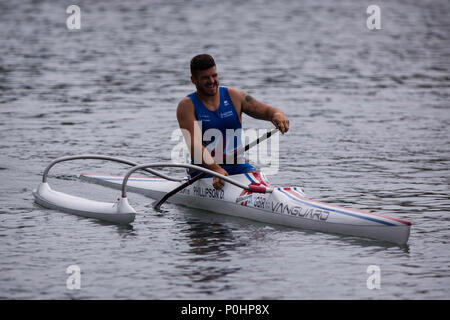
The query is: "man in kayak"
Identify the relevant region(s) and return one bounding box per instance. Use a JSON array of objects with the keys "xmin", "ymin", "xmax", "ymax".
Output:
[{"xmin": 177, "ymin": 54, "xmax": 289, "ymax": 189}]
